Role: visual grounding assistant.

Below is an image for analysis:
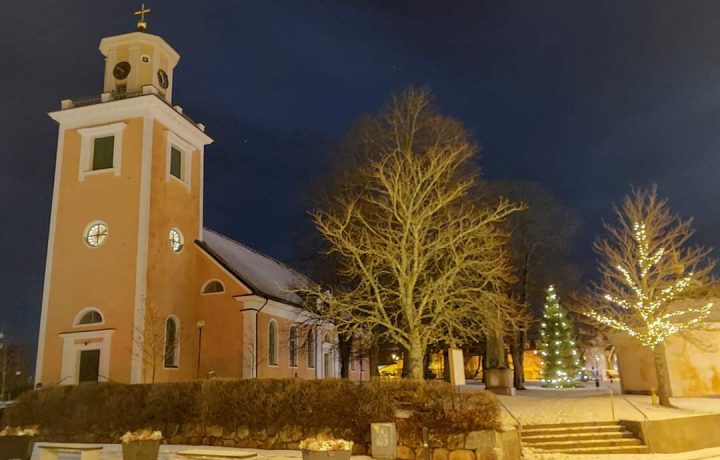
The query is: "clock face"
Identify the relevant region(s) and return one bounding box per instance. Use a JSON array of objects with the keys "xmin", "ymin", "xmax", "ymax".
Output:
[
  {"xmin": 113, "ymin": 61, "xmax": 131, "ymax": 80},
  {"xmin": 157, "ymin": 69, "xmax": 169, "ymax": 89}
]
